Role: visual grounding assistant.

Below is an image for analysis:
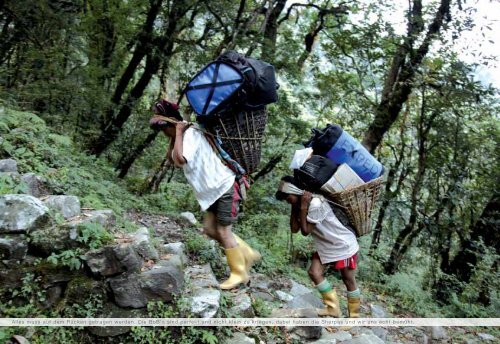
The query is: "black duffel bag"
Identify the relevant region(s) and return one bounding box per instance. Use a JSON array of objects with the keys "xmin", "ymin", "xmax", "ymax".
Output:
[{"xmin": 293, "ymin": 155, "xmax": 339, "ymax": 192}]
